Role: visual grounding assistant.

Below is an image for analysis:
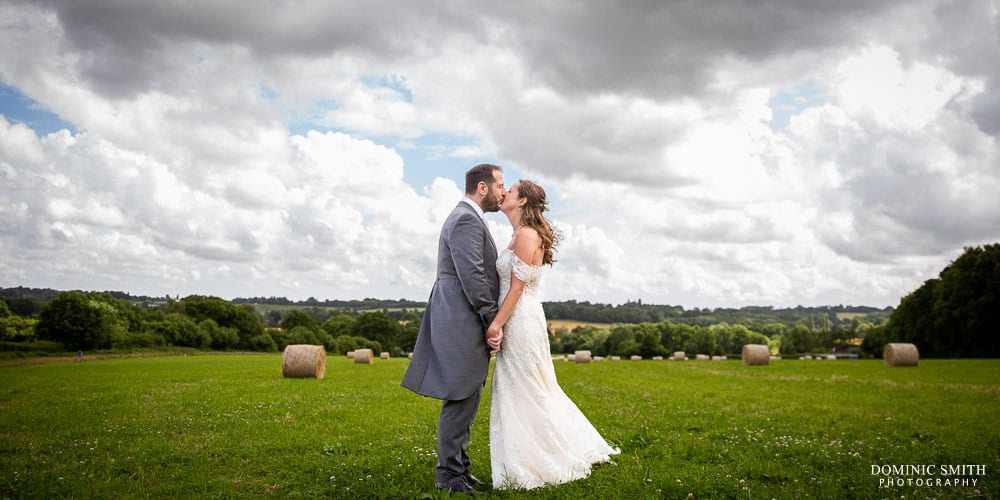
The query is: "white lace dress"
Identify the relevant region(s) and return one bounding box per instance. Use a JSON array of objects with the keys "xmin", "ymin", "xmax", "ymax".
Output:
[{"xmin": 489, "ymin": 248, "xmax": 620, "ymax": 490}]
